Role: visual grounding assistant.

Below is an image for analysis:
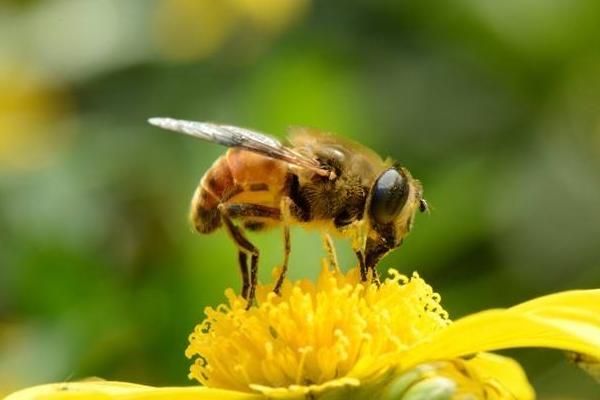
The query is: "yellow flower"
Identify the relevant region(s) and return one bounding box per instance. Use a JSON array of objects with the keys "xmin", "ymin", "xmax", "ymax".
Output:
[
  {"xmin": 6, "ymin": 263, "xmax": 600, "ymax": 400},
  {"xmin": 186, "ymin": 266, "xmax": 449, "ymax": 392}
]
